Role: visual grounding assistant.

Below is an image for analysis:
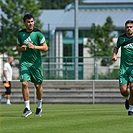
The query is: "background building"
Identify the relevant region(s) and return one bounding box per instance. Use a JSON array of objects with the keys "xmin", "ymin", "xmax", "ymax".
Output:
[
  {"xmin": 0, "ymin": 0, "xmax": 132, "ymax": 80},
  {"xmin": 39, "ymin": 0, "xmax": 133, "ymax": 79}
]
